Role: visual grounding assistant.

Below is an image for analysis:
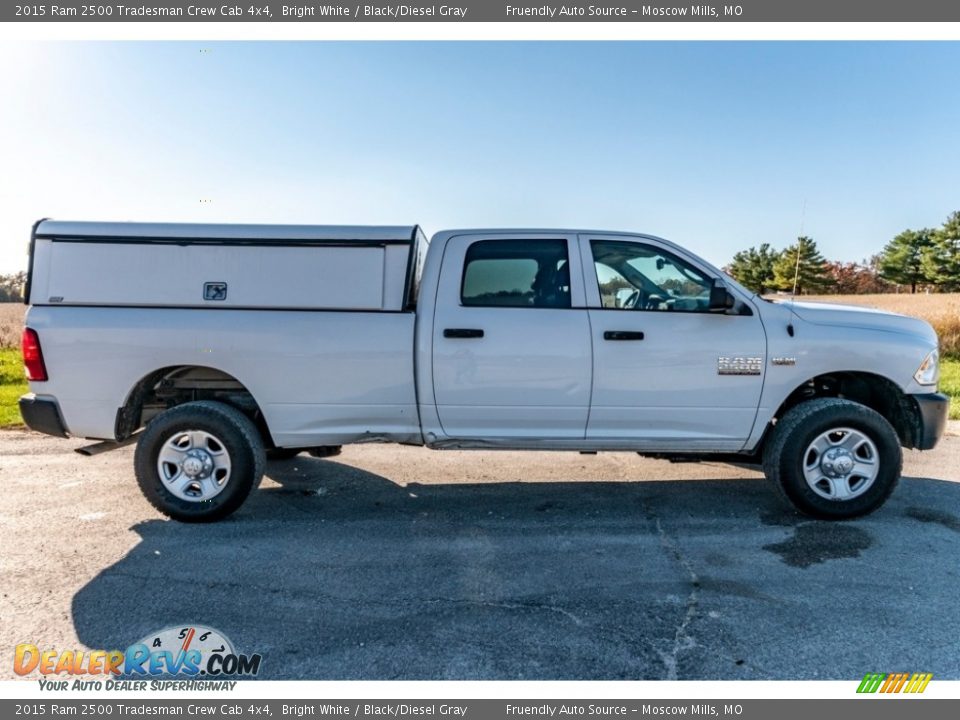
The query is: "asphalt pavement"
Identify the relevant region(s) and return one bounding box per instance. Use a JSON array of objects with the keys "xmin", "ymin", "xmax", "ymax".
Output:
[{"xmin": 2, "ymin": 428, "xmax": 959, "ymax": 680}]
